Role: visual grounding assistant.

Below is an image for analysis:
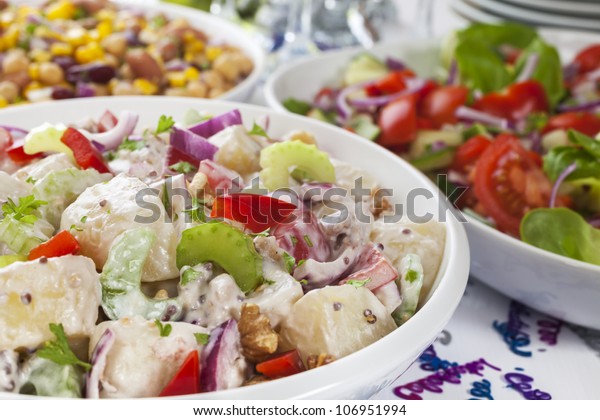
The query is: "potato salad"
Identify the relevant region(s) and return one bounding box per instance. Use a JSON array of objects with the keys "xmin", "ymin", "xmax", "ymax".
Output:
[{"xmin": 0, "ymin": 108, "xmax": 445, "ymax": 398}]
